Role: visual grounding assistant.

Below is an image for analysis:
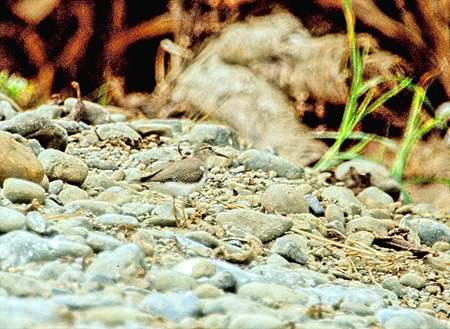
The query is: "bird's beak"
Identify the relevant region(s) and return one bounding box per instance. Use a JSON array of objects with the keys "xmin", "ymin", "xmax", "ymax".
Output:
[{"xmin": 214, "ymin": 151, "xmax": 228, "ymax": 158}]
